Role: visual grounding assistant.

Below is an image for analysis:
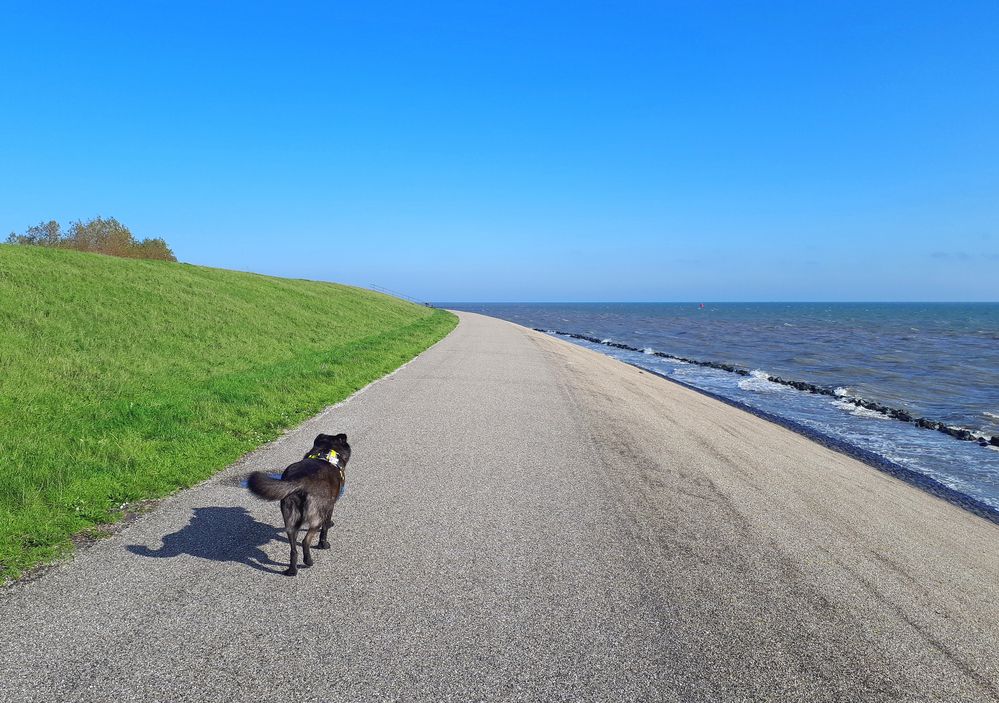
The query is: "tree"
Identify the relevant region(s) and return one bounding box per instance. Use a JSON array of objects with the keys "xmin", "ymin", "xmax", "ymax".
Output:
[
  {"xmin": 134, "ymin": 237, "xmax": 176, "ymax": 261},
  {"xmin": 5, "ymin": 217, "xmax": 177, "ymax": 262},
  {"xmin": 6, "ymin": 220, "xmax": 62, "ymax": 246}
]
